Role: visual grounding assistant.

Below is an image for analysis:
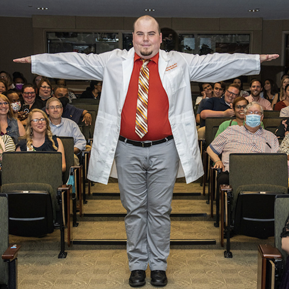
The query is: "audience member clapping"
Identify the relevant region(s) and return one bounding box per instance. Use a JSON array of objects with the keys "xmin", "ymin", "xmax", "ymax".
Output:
[
  {"xmin": 0, "ymin": 94, "xmax": 25, "ymax": 144},
  {"xmin": 16, "ymin": 109, "xmax": 66, "ymax": 172}
]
